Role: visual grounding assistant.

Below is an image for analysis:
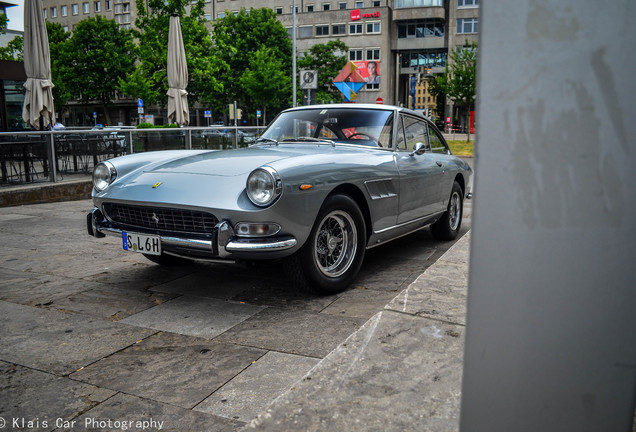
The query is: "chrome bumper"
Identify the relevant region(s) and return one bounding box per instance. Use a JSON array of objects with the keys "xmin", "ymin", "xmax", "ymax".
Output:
[{"xmin": 87, "ymin": 208, "xmax": 297, "ymax": 257}]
